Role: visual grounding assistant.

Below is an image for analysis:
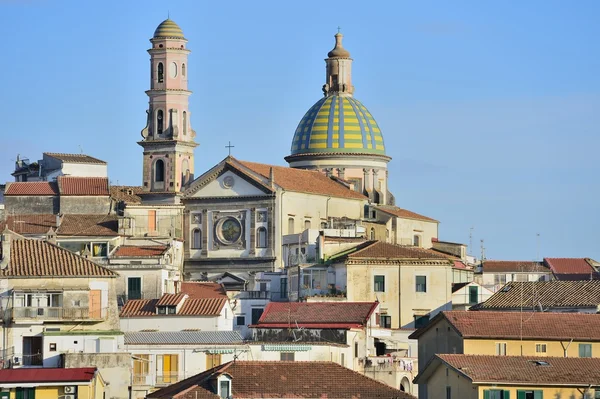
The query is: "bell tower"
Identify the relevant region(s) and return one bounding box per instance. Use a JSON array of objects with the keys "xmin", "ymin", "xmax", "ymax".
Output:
[
  {"xmin": 139, "ymin": 19, "xmax": 197, "ymax": 198},
  {"xmin": 322, "ymin": 32, "xmax": 354, "ymax": 97}
]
